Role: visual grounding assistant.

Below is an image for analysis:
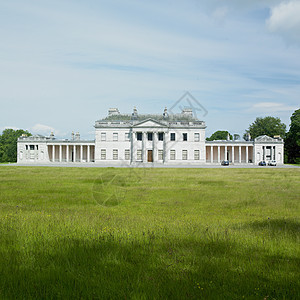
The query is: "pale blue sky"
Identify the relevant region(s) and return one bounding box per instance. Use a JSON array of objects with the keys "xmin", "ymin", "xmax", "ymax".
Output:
[{"xmin": 1, "ymin": 0, "xmax": 299, "ymax": 139}]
